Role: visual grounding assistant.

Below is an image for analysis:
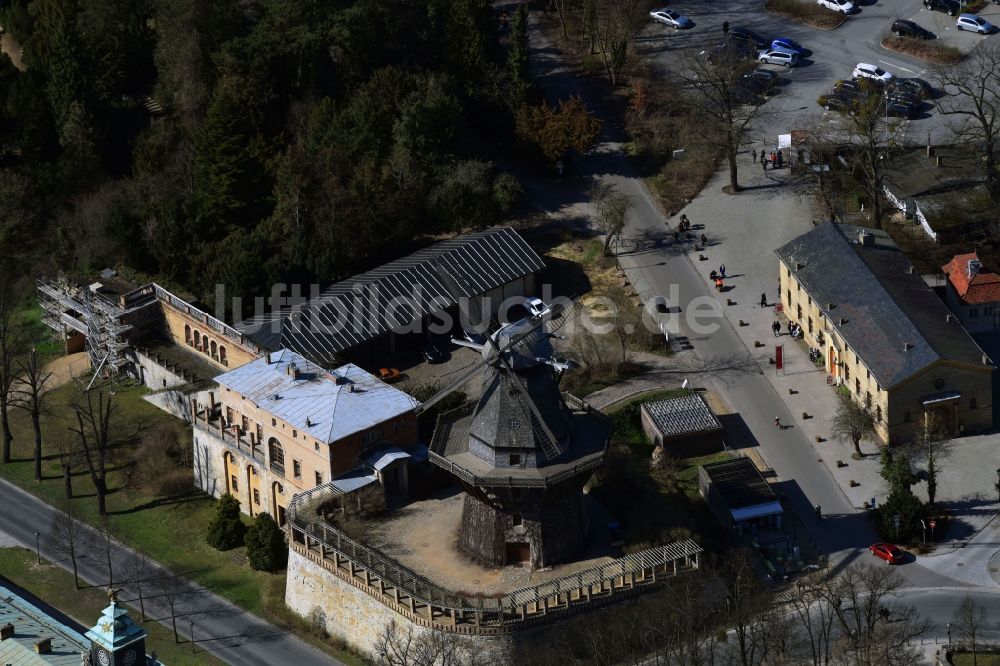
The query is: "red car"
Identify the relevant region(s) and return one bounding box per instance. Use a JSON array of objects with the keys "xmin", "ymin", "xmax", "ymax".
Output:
[{"xmin": 869, "ymin": 543, "xmax": 905, "ymax": 565}]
